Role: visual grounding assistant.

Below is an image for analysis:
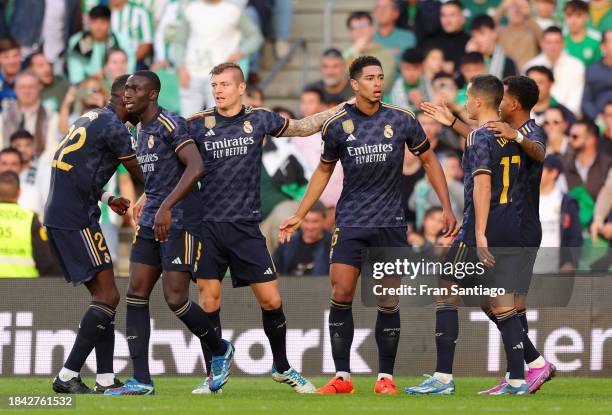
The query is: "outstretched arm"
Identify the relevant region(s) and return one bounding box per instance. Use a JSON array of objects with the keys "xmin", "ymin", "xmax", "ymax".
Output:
[
  {"xmin": 154, "ymin": 143, "xmax": 204, "ymax": 242},
  {"xmin": 278, "ymin": 160, "xmax": 336, "ymax": 242},
  {"xmin": 486, "ymin": 121, "xmax": 545, "ymax": 162},
  {"xmin": 420, "ymin": 102, "xmax": 472, "ymax": 139},
  {"xmin": 281, "ymin": 102, "xmax": 349, "ymax": 137},
  {"xmin": 418, "ymin": 149, "xmax": 457, "ymax": 237}
]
